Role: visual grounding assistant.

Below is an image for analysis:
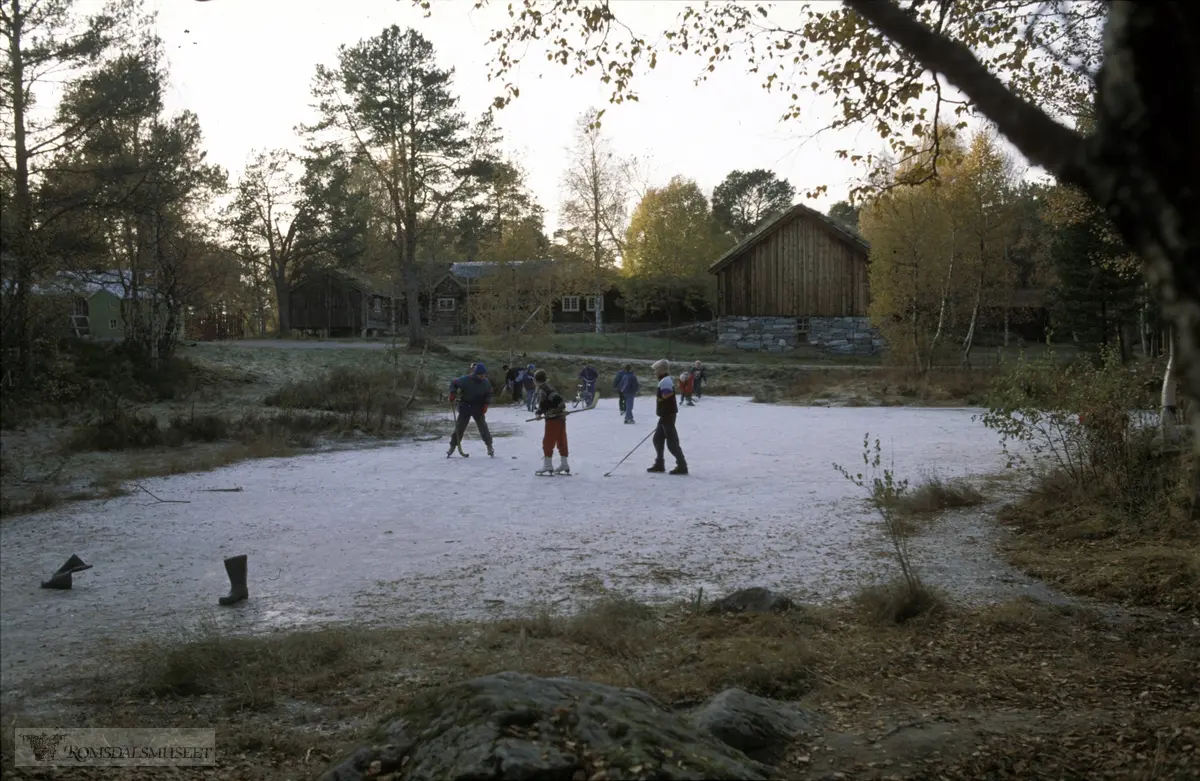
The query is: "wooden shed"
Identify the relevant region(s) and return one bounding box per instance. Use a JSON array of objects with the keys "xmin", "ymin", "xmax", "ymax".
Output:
[
  {"xmin": 289, "ymin": 268, "xmax": 399, "ymax": 337},
  {"xmin": 708, "ymin": 203, "xmax": 871, "ymax": 318}
]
